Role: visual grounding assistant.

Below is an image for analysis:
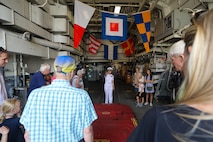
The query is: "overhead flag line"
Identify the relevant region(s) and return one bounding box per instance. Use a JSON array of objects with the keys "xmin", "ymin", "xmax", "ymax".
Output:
[
  {"xmin": 101, "ymin": 12, "xmax": 128, "ymax": 41},
  {"xmin": 121, "ymin": 37, "xmax": 134, "ymax": 57},
  {"xmin": 74, "ymin": 0, "xmax": 95, "ymax": 48},
  {"xmin": 73, "ymin": 0, "xmax": 152, "ymax": 54},
  {"xmin": 88, "ymin": 35, "xmax": 102, "ymax": 54},
  {"xmin": 133, "ymin": 10, "xmax": 151, "ymax": 52}
]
